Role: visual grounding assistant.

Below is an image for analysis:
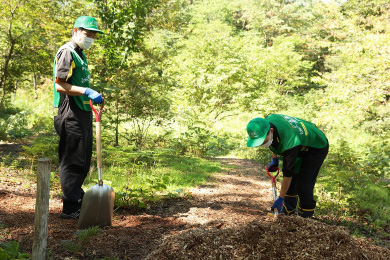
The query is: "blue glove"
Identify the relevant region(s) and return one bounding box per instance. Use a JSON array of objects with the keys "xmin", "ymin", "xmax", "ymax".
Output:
[
  {"xmin": 84, "ymin": 88, "xmax": 103, "ymax": 104},
  {"xmin": 267, "ymin": 158, "xmax": 279, "ymax": 172},
  {"xmin": 271, "ymin": 196, "xmax": 284, "ymax": 214}
]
